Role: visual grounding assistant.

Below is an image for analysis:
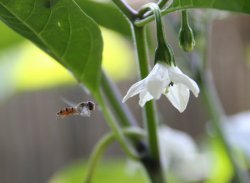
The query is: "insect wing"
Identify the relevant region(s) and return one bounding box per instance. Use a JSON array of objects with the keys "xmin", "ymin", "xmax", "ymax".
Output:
[
  {"xmin": 61, "ymin": 98, "xmax": 77, "ymax": 108},
  {"xmin": 79, "ymin": 107, "xmax": 91, "ymax": 117}
]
